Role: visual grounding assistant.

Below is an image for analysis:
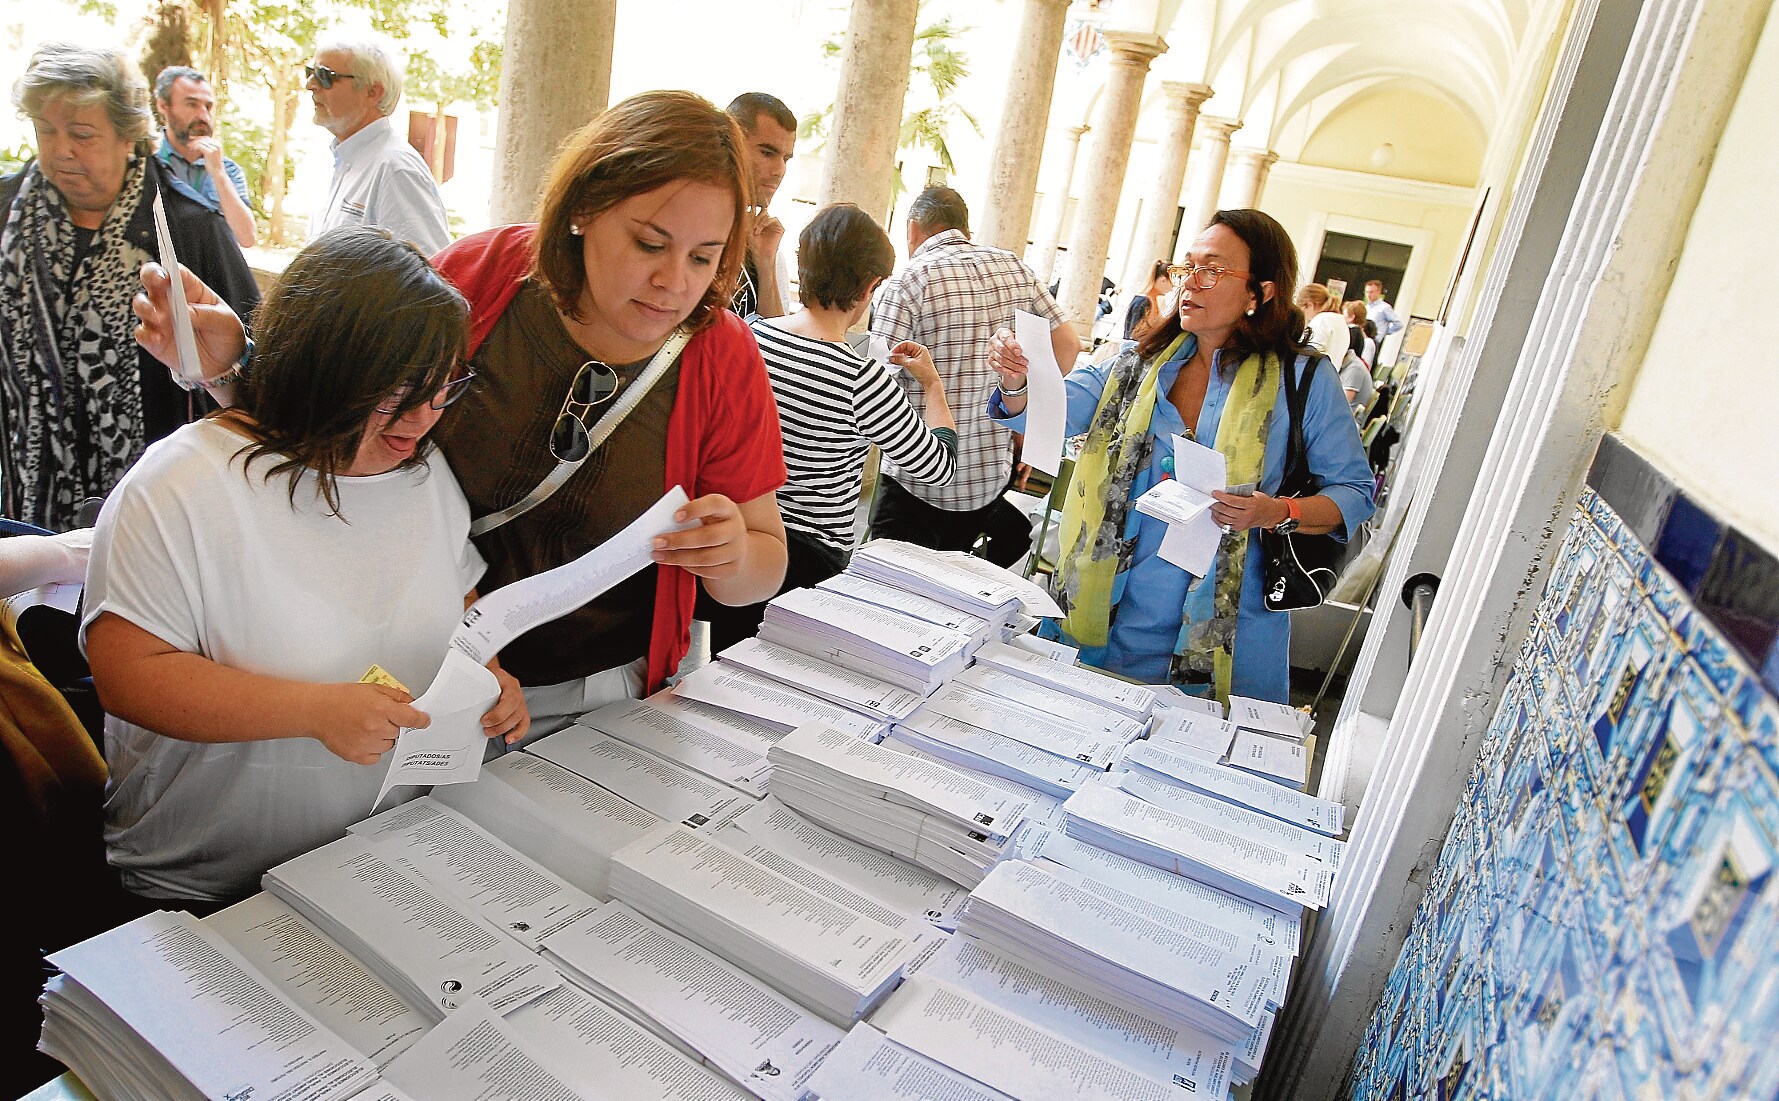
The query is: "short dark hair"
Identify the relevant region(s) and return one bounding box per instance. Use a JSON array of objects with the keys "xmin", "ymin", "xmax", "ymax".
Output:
[
  {"xmin": 1136, "ymin": 208, "xmax": 1308, "ymax": 367},
  {"xmin": 153, "ymin": 65, "xmax": 207, "ymax": 103},
  {"xmin": 907, "ymin": 186, "xmax": 969, "ymax": 236},
  {"xmin": 235, "ymin": 227, "xmax": 468, "ymax": 515},
  {"xmin": 1365, "ymin": 278, "xmax": 1384, "ymax": 290},
  {"xmin": 533, "ymin": 91, "xmax": 750, "ymax": 335},
  {"xmin": 798, "ymin": 203, "xmax": 895, "ymax": 311},
  {"xmin": 725, "ymin": 92, "xmax": 796, "ymax": 134}
]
